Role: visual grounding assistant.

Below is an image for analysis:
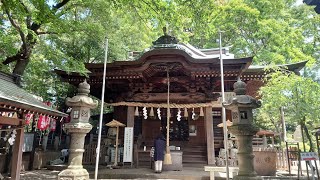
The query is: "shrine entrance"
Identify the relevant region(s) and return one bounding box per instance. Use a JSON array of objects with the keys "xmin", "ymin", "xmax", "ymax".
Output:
[{"xmin": 162, "ymin": 117, "xmax": 189, "ymax": 142}]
